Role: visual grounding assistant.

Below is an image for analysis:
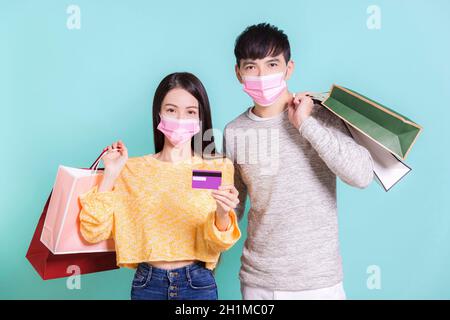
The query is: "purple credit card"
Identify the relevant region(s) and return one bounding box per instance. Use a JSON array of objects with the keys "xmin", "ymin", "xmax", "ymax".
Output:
[{"xmin": 192, "ymin": 170, "xmax": 222, "ymax": 190}]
